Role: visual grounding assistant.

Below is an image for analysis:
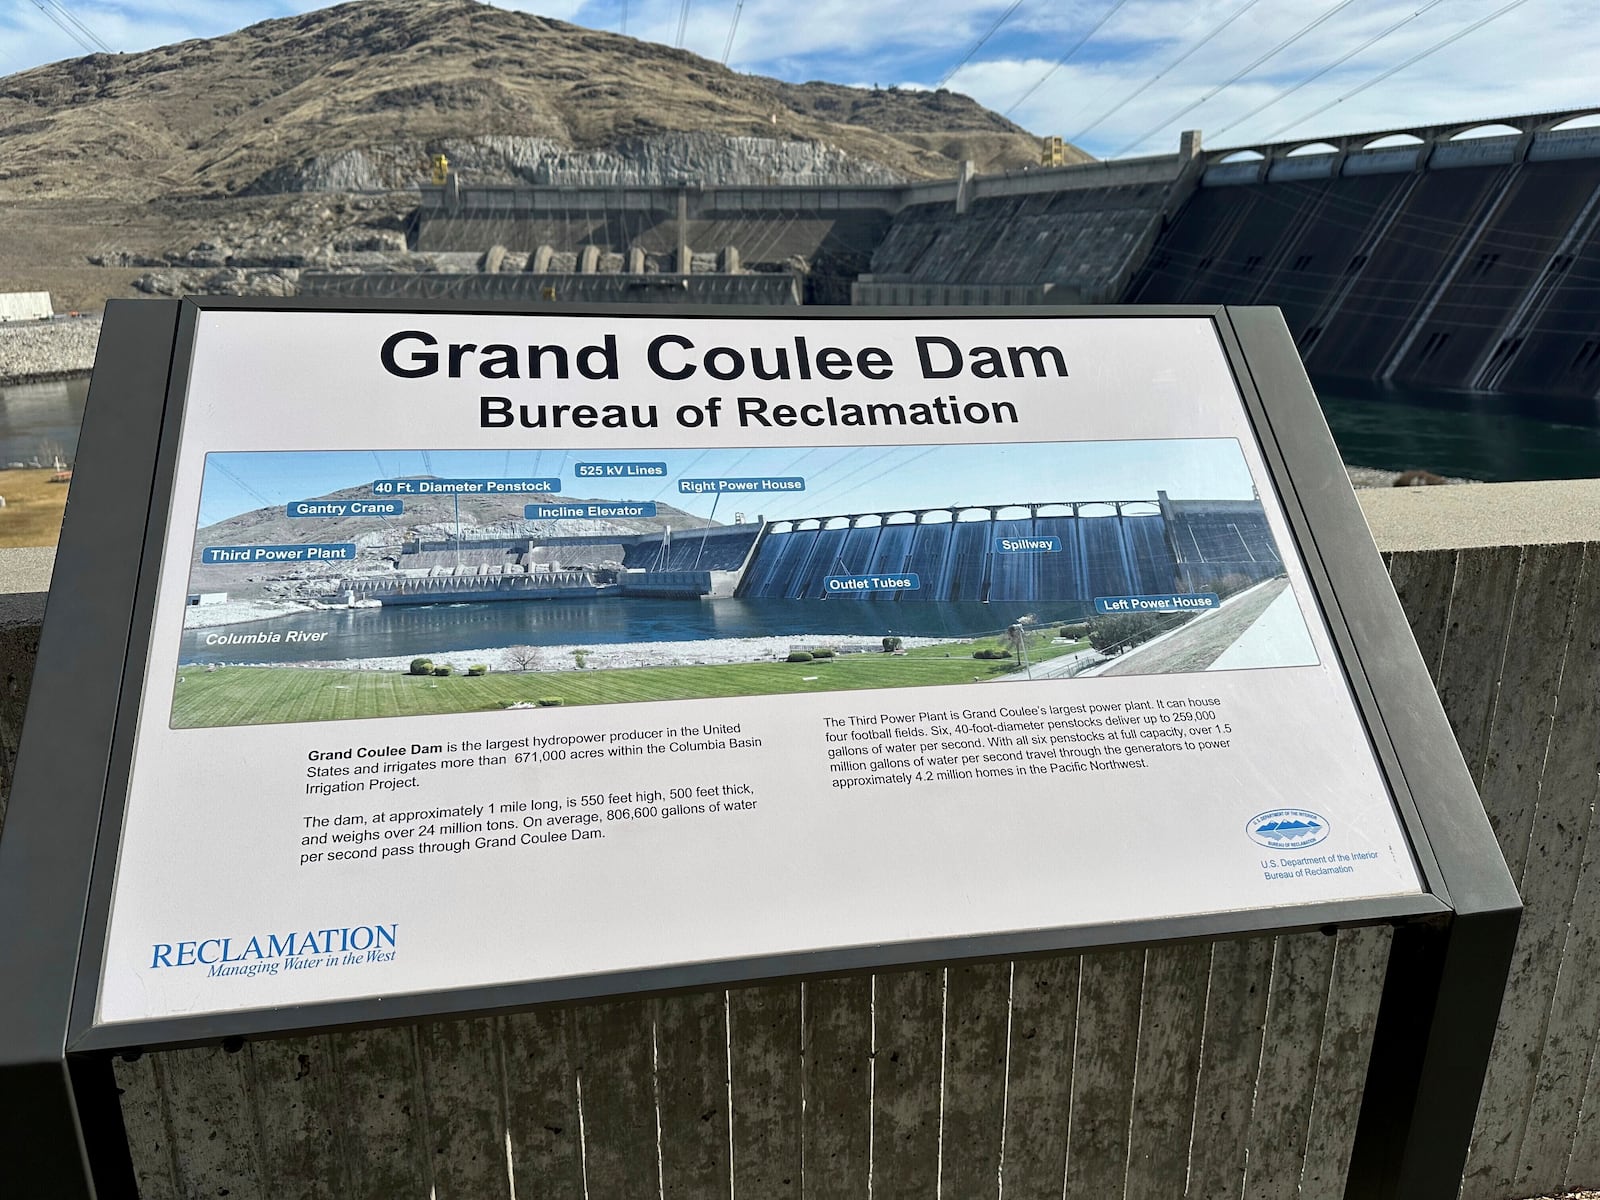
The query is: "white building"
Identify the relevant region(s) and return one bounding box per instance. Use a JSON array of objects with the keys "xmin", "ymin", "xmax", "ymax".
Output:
[{"xmin": 0, "ymin": 292, "xmax": 53, "ymax": 323}]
